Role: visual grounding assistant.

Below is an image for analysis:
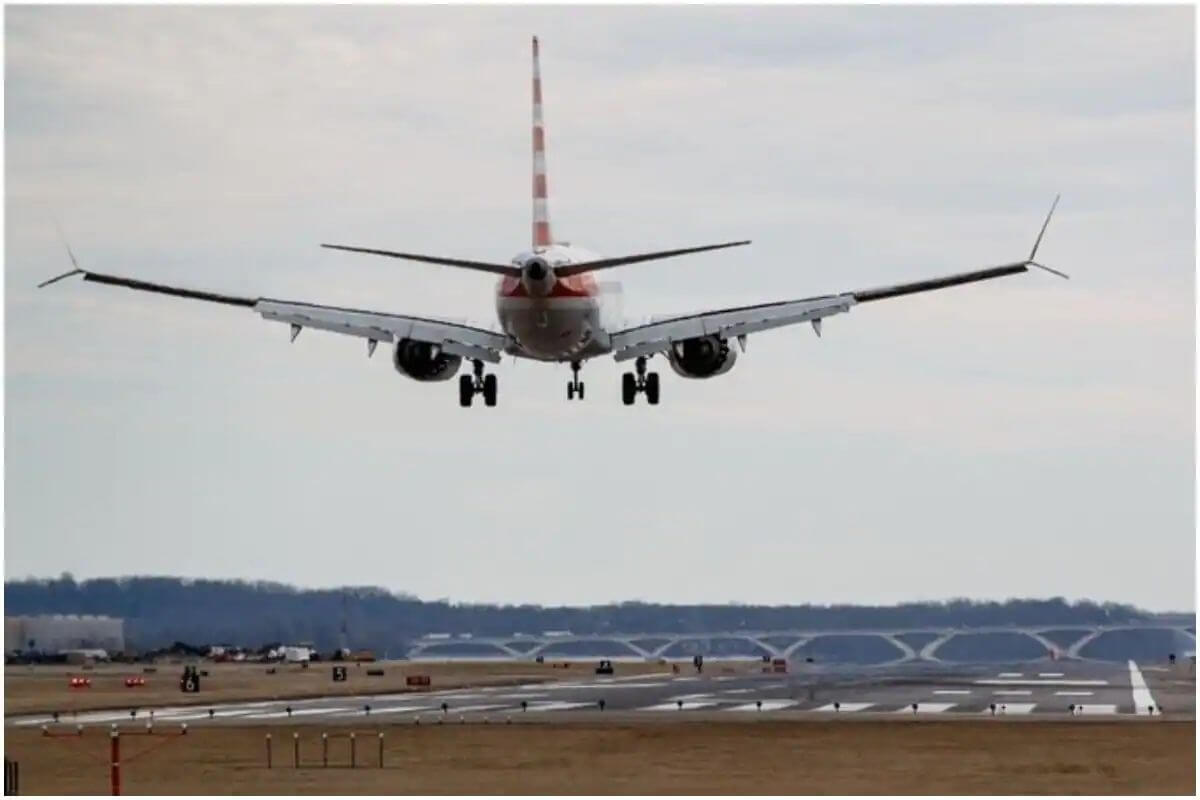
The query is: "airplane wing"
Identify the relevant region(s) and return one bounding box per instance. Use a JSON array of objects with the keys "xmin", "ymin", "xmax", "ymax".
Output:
[
  {"xmin": 608, "ymin": 262, "xmax": 1031, "ymax": 362},
  {"xmin": 610, "ymin": 197, "xmax": 1066, "ymax": 362},
  {"xmin": 38, "ymin": 269, "xmax": 510, "ymax": 363}
]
